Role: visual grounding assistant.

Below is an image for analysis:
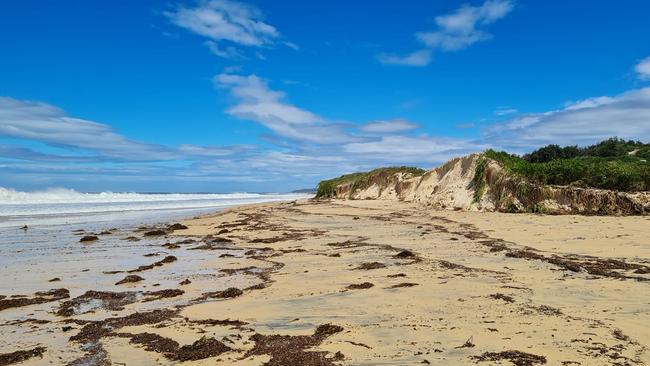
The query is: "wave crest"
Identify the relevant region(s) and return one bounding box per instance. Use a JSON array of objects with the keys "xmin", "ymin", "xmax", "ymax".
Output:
[{"xmin": 0, "ymin": 187, "xmax": 275, "ymax": 205}]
